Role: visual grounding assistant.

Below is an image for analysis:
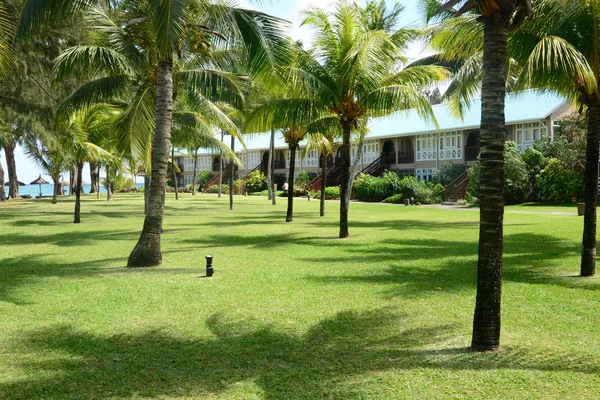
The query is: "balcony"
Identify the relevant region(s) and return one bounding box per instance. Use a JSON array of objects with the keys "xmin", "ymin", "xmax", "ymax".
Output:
[
  {"xmin": 397, "ymin": 151, "xmax": 414, "ymax": 164},
  {"xmin": 384, "ymin": 152, "xmax": 397, "ymax": 165},
  {"xmin": 465, "ymin": 146, "xmax": 479, "ymax": 161}
]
